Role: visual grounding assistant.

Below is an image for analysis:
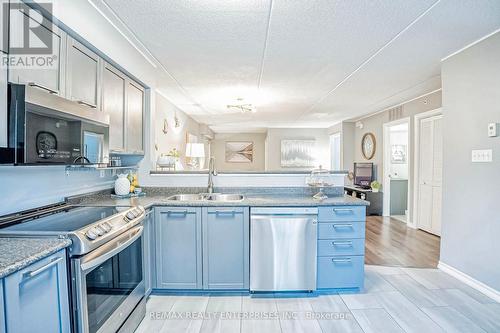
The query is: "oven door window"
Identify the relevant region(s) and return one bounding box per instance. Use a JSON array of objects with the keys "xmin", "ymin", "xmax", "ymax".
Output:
[{"xmin": 85, "ymin": 237, "xmax": 142, "ymax": 333}]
